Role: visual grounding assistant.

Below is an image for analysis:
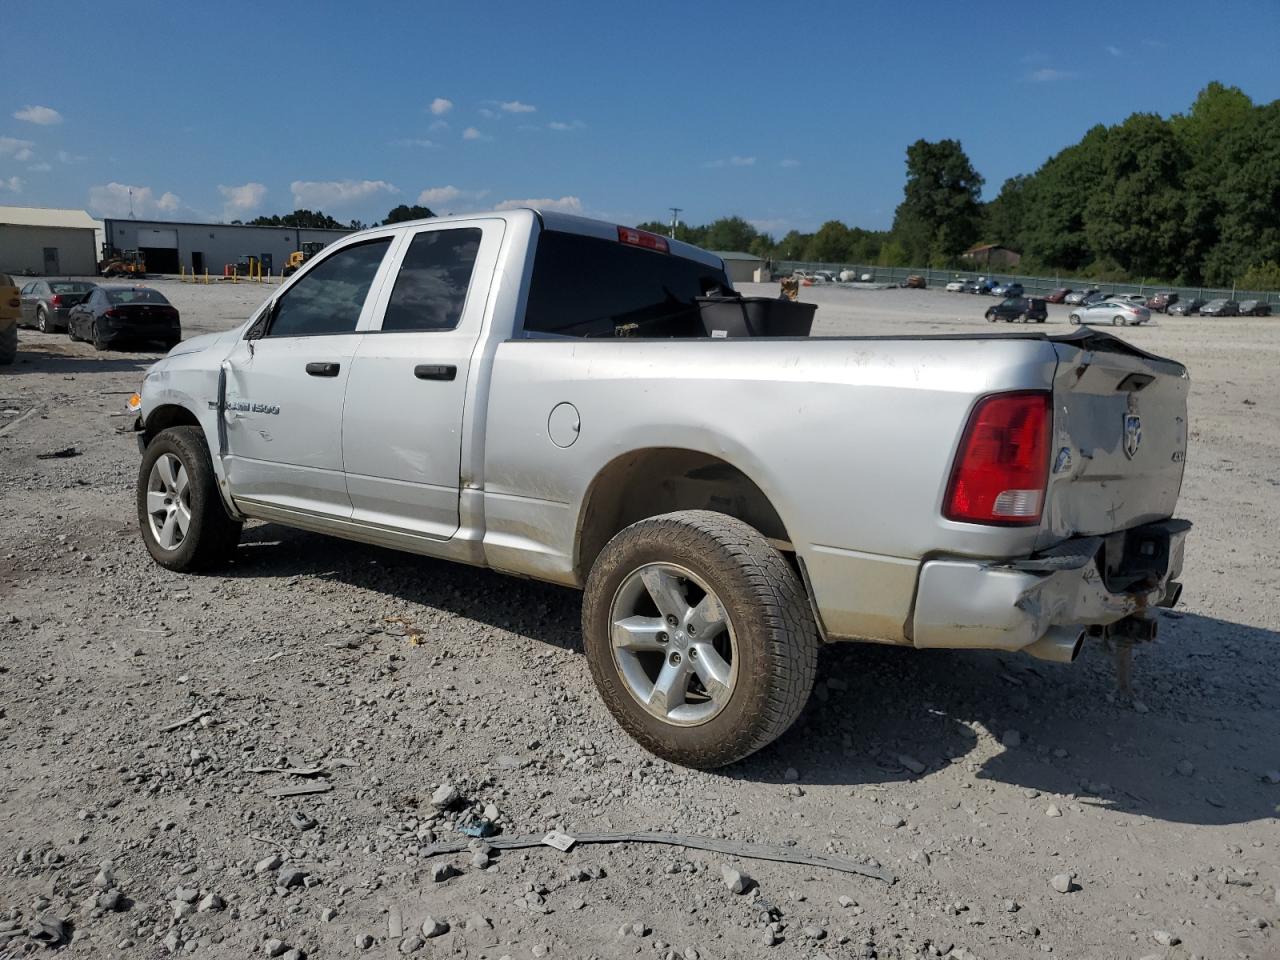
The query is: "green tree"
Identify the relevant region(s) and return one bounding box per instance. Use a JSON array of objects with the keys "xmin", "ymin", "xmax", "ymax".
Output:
[
  {"xmin": 1083, "ymin": 113, "xmax": 1192, "ymax": 280},
  {"xmin": 701, "ymin": 216, "xmax": 760, "ymax": 252},
  {"xmin": 383, "ymin": 204, "xmax": 437, "ymax": 224},
  {"xmin": 804, "ymin": 220, "xmax": 853, "ymax": 263},
  {"xmin": 982, "ymin": 175, "xmax": 1029, "ymax": 251},
  {"xmin": 1018, "ymin": 125, "xmax": 1109, "ymax": 271},
  {"xmin": 891, "ymin": 139, "xmax": 984, "ymax": 265},
  {"xmin": 249, "ymin": 209, "xmax": 344, "ymax": 229},
  {"xmin": 1201, "ymin": 101, "xmax": 1280, "ymax": 284}
]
